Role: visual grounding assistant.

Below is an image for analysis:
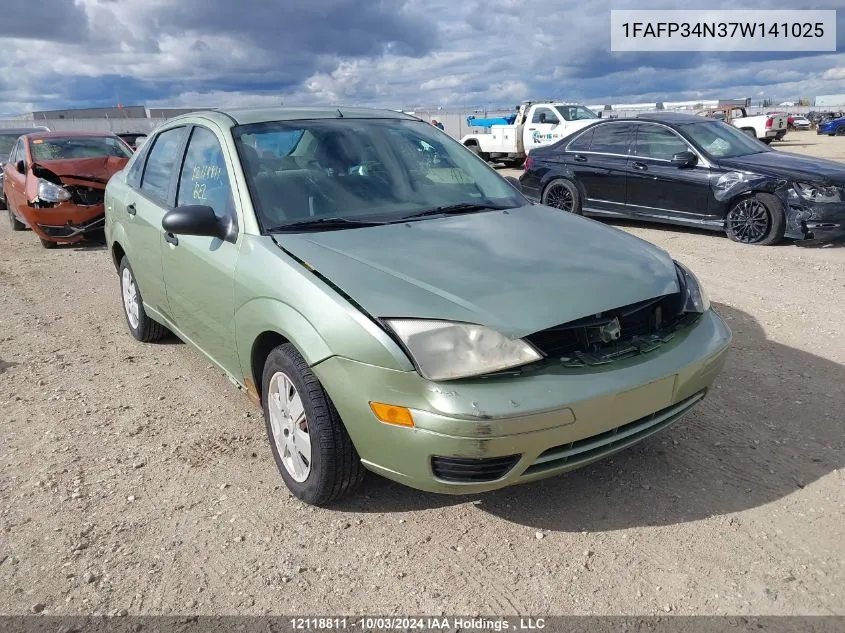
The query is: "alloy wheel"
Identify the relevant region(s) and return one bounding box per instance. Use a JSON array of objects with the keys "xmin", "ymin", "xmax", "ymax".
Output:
[
  {"xmin": 727, "ymin": 199, "xmax": 771, "ymax": 244},
  {"xmin": 267, "ymin": 371, "xmax": 312, "ymax": 482},
  {"xmin": 545, "ymin": 183, "xmax": 575, "ymax": 212},
  {"xmin": 121, "ymin": 267, "xmax": 140, "ymax": 329}
]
